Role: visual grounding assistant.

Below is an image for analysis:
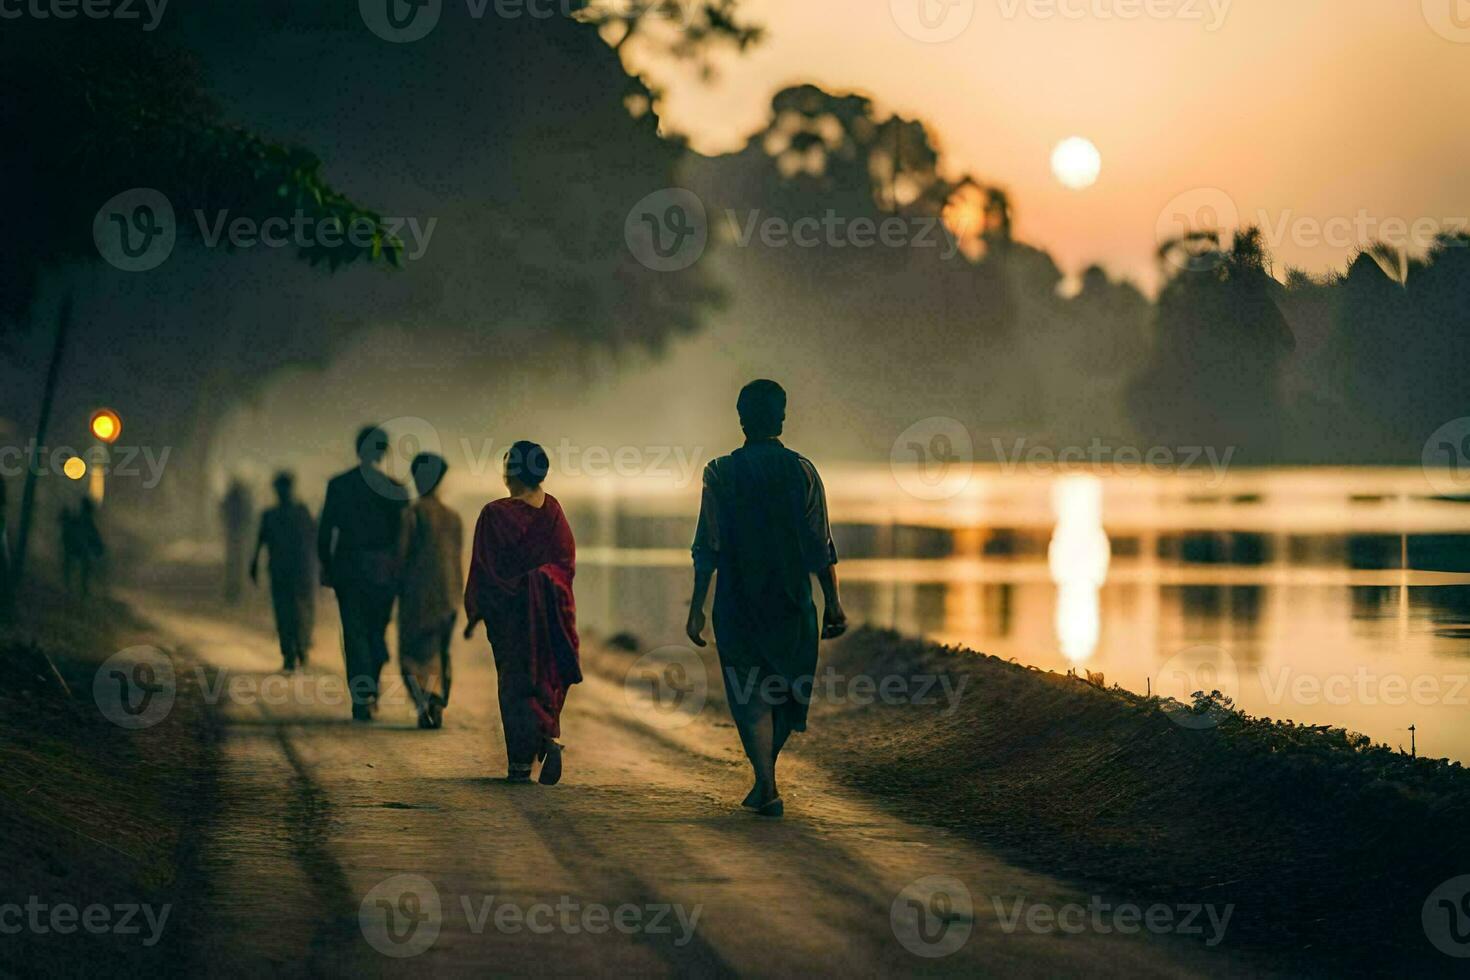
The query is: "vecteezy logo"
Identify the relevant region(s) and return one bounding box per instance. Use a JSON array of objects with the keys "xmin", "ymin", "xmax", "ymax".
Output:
[
  {"xmin": 1424, "ymin": 0, "xmax": 1470, "ymax": 43},
  {"xmin": 1422, "ymin": 418, "xmax": 1470, "ymax": 496},
  {"xmin": 1156, "ymin": 644, "xmax": 1239, "ymax": 729},
  {"xmin": 360, "ymin": 0, "xmax": 442, "ymax": 43},
  {"xmin": 93, "ymin": 188, "xmax": 176, "ymax": 272},
  {"xmin": 1423, "ymin": 875, "xmax": 1470, "ymax": 957},
  {"xmin": 360, "ymin": 874, "xmax": 442, "ymax": 957},
  {"xmin": 624, "ymin": 189, "xmax": 708, "ymax": 272},
  {"xmin": 624, "ymin": 645, "xmax": 708, "ymax": 731},
  {"xmin": 890, "ymin": 417, "xmax": 974, "ymax": 501},
  {"xmin": 890, "ymin": 875, "xmax": 974, "ymax": 958},
  {"xmin": 1155, "ymin": 188, "xmax": 1240, "ymax": 273},
  {"xmin": 890, "ymin": 0, "xmax": 975, "ymax": 43},
  {"xmin": 93, "ymin": 646, "xmax": 177, "ymax": 729}
]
